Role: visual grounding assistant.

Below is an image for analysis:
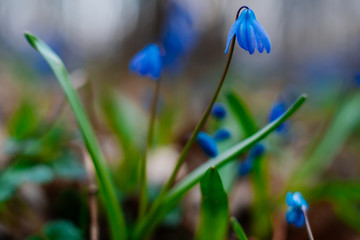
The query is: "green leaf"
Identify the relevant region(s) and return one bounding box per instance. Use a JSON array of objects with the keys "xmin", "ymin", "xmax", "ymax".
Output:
[
  {"xmin": 50, "ymin": 152, "xmax": 86, "ymax": 180},
  {"xmin": 132, "ymin": 94, "xmax": 306, "ymax": 239},
  {"xmin": 27, "ymin": 220, "xmax": 84, "ymax": 240},
  {"xmin": 0, "ymin": 164, "xmax": 54, "ymax": 202},
  {"xmin": 195, "ymin": 168, "xmax": 229, "ymax": 240},
  {"xmin": 44, "ymin": 221, "xmax": 84, "ymax": 240},
  {"xmin": 25, "ymin": 32, "xmax": 127, "ymax": 240},
  {"xmin": 291, "ymin": 93, "xmax": 360, "ymax": 186},
  {"xmin": 333, "ymin": 200, "xmax": 360, "ymax": 232},
  {"xmin": 230, "ymin": 217, "xmax": 248, "ymax": 240},
  {"xmin": 226, "ymin": 90, "xmax": 271, "ymax": 238},
  {"xmin": 226, "ymin": 91, "xmax": 257, "ymax": 138}
]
